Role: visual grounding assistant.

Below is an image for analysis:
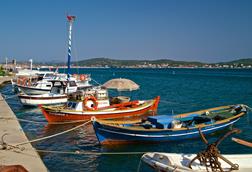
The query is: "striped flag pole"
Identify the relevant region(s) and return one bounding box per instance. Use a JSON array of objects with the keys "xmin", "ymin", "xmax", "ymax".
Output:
[{"xmin": 66, "ymin": 16, "xmax": 76, "ymax": 80}]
